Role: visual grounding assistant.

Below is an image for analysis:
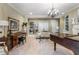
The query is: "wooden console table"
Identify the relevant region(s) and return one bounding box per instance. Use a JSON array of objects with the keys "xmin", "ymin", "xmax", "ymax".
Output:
[
  {"xmin": 12, "ymin": 32, "xmax": 26, "ymax": 47},
  {"xmin": 50, "ymin": 33, "xmax": 79, "ymax": 55},
  {"xmin": 6, "ymin": 32, "xmax": 27, "ymax": 51}
]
